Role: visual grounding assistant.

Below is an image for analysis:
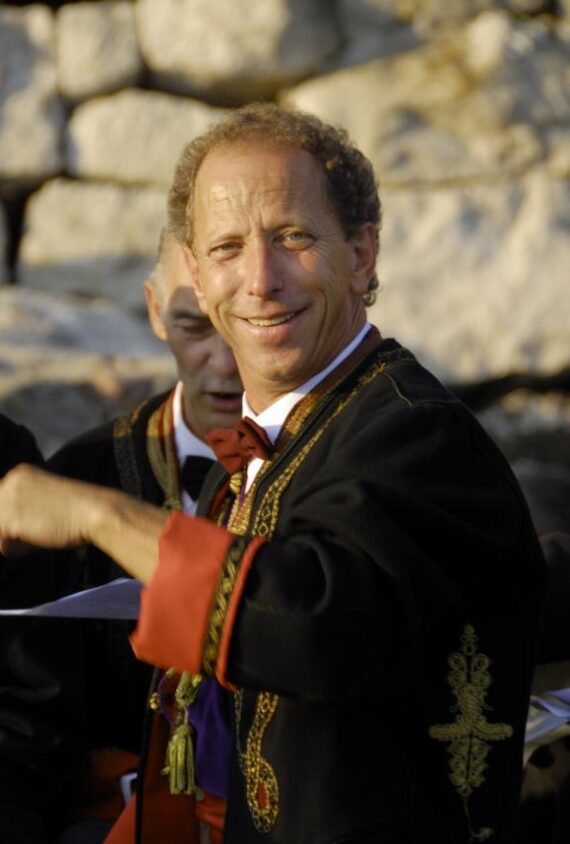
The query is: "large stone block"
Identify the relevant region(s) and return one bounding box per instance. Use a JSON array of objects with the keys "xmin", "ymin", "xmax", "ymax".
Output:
[
  {"xmin": 330, "ymin": 0, "xmax": 419, "ymax": 69},
  {"xmin": 369, "ymin": 172, "xmax": 570, "ymax": 380},
  {"xmin": 0, "ymin": 287, "xmax": 167, "ymax": 358},
  {"xmin": 286, "ymin": 12, "xmax": 570, "ymax": 183},
  {"xmin": 0, "ymin": 5, "xmax": 64, "ymax": 184},
  {"xmin": 0, "ymin": 204, "xmax": 7, "ymax": 285},
  {"xmin": 66, "ymin": 89, "xmax": 225, "ymax": 188},
  {"xmin": 546, "ymin": 126, "xmax": 570, "ymax": 177},
  {"xmin": 465, "ymin": 12, "xmax": 570, "ymax": 128},
  {"xmin": 136, "ymin": 0, "xmax": 340, "ymax": 100},
  {"xmin": 381, "ymin": 1, "xmax": 553, "ymax": 28},
  {"xmin": 17, "ymin": 179, "xmax": 167, "ymax": 310},
  {"xmin": 282, "ymin": 41, "xmax": 542, "ymax": 184},
  {"xmin": 55, "ymin": 0, "xmax": 143, "ymax": 101},
  {"xmin": 0, "ymin": 288, "xmax": 175, "ymax": 455}
]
